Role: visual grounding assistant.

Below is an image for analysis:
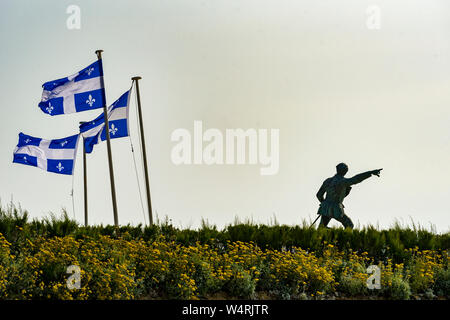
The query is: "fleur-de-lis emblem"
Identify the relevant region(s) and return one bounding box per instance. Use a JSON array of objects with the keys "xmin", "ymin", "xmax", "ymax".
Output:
[
  {"xmin": 56, "ymin": 162, "xmax": 64, "ymax": 172},
  {"xmin": 24, "ymin": 138, "xmax": 31, "ymax": 144},
  {"xmin": 60, "ymin": 140, "xmax": 68, "ymax": 147},
  {"xmin": 46, "ymin": 102, "xmax": 54, "ymax": 114},
  {"xmin": 86, "ymin": 95, "xmax": 96, "ymax": 107},
  {"xmin": 109, "ymin": 124, "xmax": 118, "ymax": 136},
  {"xmin": 85, "ymin": 67, "xmax": 94, "ymax": 76}
]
